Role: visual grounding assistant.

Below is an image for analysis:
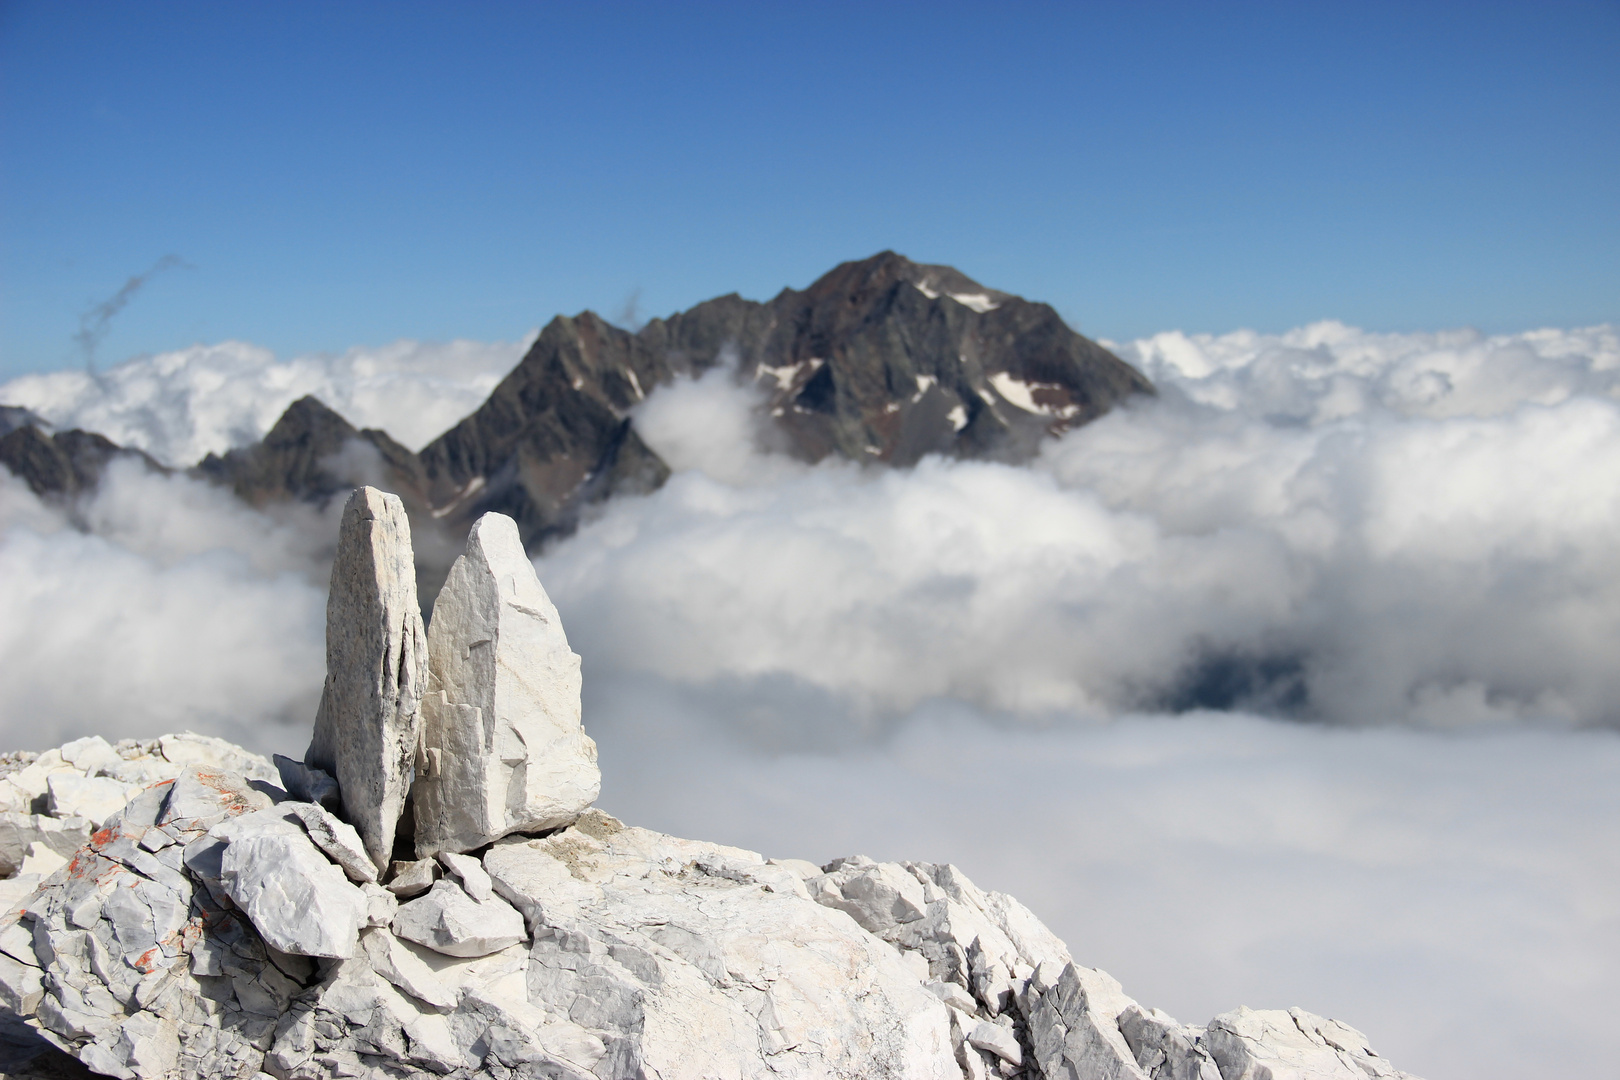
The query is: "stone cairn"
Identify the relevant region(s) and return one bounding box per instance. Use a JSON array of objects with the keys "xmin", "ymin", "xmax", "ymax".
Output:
[{"xmin": 0, "ymin": 487, "xmax": 1423, "ymax": 1080}]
